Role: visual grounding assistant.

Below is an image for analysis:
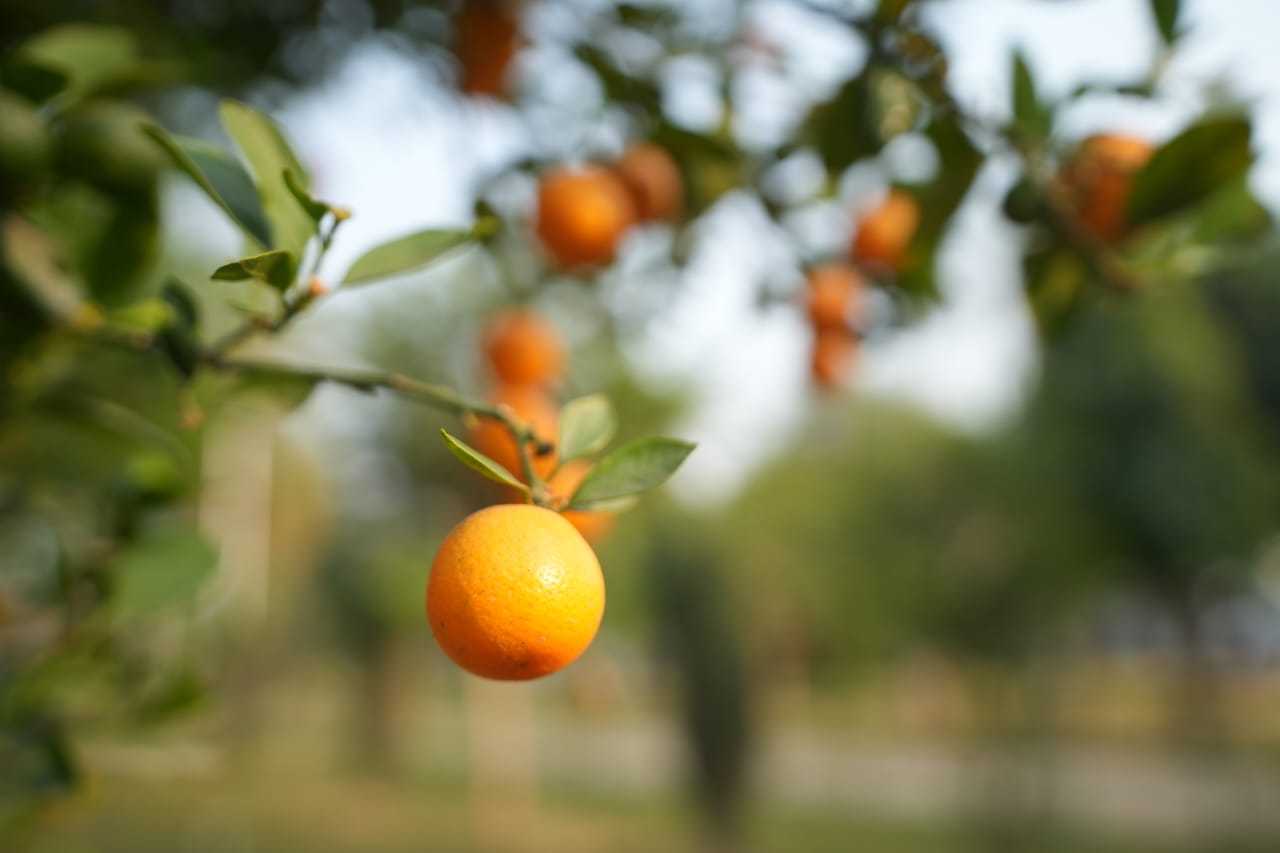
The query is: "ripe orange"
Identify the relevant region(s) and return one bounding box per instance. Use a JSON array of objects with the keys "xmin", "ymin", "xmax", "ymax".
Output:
[
  {"xmin": 613, "ymin": 142, "xmax": 683, "ymax": 223},
  {"xmin": 455, "ymin": 0, "xmax": 521, "ymax": 97},
  {"xmin": 535, "ymin": 166, "xmax": 637, "ymax": 270},
  {"xmin": 548, "ymin": 460, "xmax": 614, "ymax": 544},
  {"xmin": 468, "ymin": 384, "xmax": 559, "ymax": 480},
  {"xmin": 427, "ymin": 504, "xmax": 605, "ymax": 680},
  {"xmin": 811, "ymin": 328, "xmax": 857, "ymax": 391},
  {"xmin": 482, "ymin": 308, "xmax": 566, "ymax": 388},
  {"xmin": 805, "ymin": 262, "xmax": 866, "ymax": 331},
  {"xmin": 851, "ymin": 189, "xmax": 920, "ymax": 272},
  {"xmin": 1059, "ymin": 133, "xmax": 1155, "ymax": 243}
]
